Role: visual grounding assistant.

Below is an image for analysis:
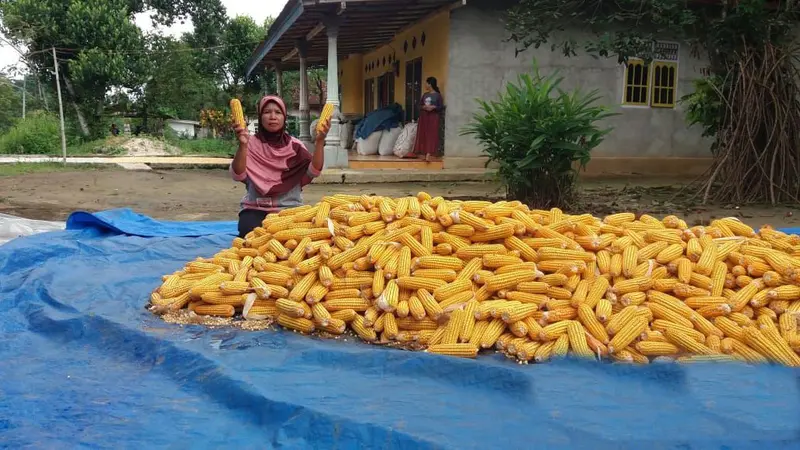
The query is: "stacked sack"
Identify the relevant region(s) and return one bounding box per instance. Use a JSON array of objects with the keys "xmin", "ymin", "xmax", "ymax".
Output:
[{"xmin": 149, "ymin": 193, "xmax": 800, "ymax": 366}]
